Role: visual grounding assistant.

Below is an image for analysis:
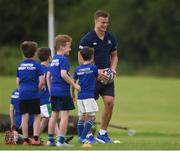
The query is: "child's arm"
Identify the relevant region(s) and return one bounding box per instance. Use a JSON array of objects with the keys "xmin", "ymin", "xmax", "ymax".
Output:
[
  {"xmin": 61, "ymin": 70, "xmax": 81, "ymax": 91},
  {"xmin": 9, "ymin": 104, "xmax": 15, "ymax": 130},
  {"xmin": 38, "ymin": 75, "xmax": 45, "ymax": 90},
  {"xmin": 47, "ymin": 71, "xmax": 51, "ymax": 92},
  {"xmin": 71, "ymin": 79, "xmax": 77, "ymax": 102},
  {"xmin": 16, "ymin": 77, "xmax": 20, "ymax": 89}
]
